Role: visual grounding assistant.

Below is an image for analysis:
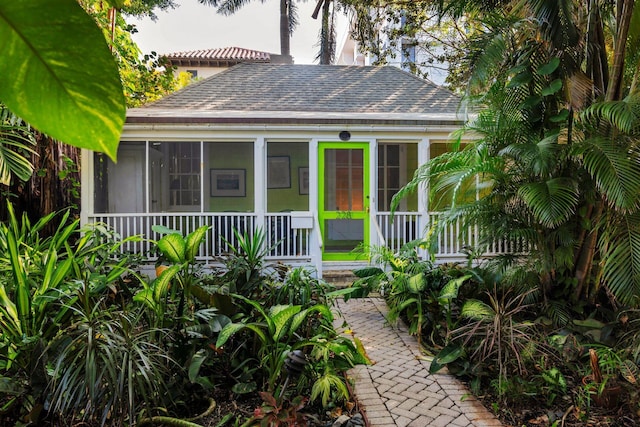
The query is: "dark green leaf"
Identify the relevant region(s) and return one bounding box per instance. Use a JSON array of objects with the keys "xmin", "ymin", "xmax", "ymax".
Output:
[
  {"xmin": 232, "ymin": 382, "xmax": 257, "ymax": 394},
  {"xmin": 188, "ymin": 349, "xmax": 207, "ymax": 383},
  {"xmin": 541, "ymin": 79, "xmax": 563, "ymax": 96},
  {"xmin": 536, "ymin": 57, "xmax": 560, "ymax": 75},
  {"xmin": 507, "ymin": 71, "xmax": 532, "ymax": 88},
  {"xmin": 550, "ymin": 109, "xmax": 570, "ymax": 122}
]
